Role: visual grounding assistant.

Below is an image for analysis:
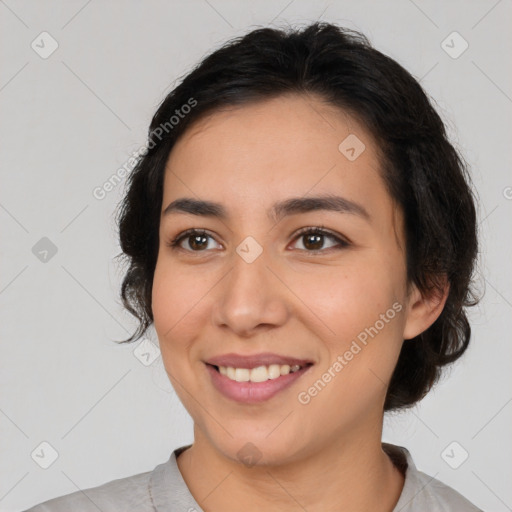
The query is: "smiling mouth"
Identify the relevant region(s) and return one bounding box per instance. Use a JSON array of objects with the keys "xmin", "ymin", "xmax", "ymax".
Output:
[
  {"xmin": 207, "ymin": 362, "xmax": 313, "ymax": 383},
  {"xmin": 205, "ymin": 360, "xmax": 314, "ymax": 404}
]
